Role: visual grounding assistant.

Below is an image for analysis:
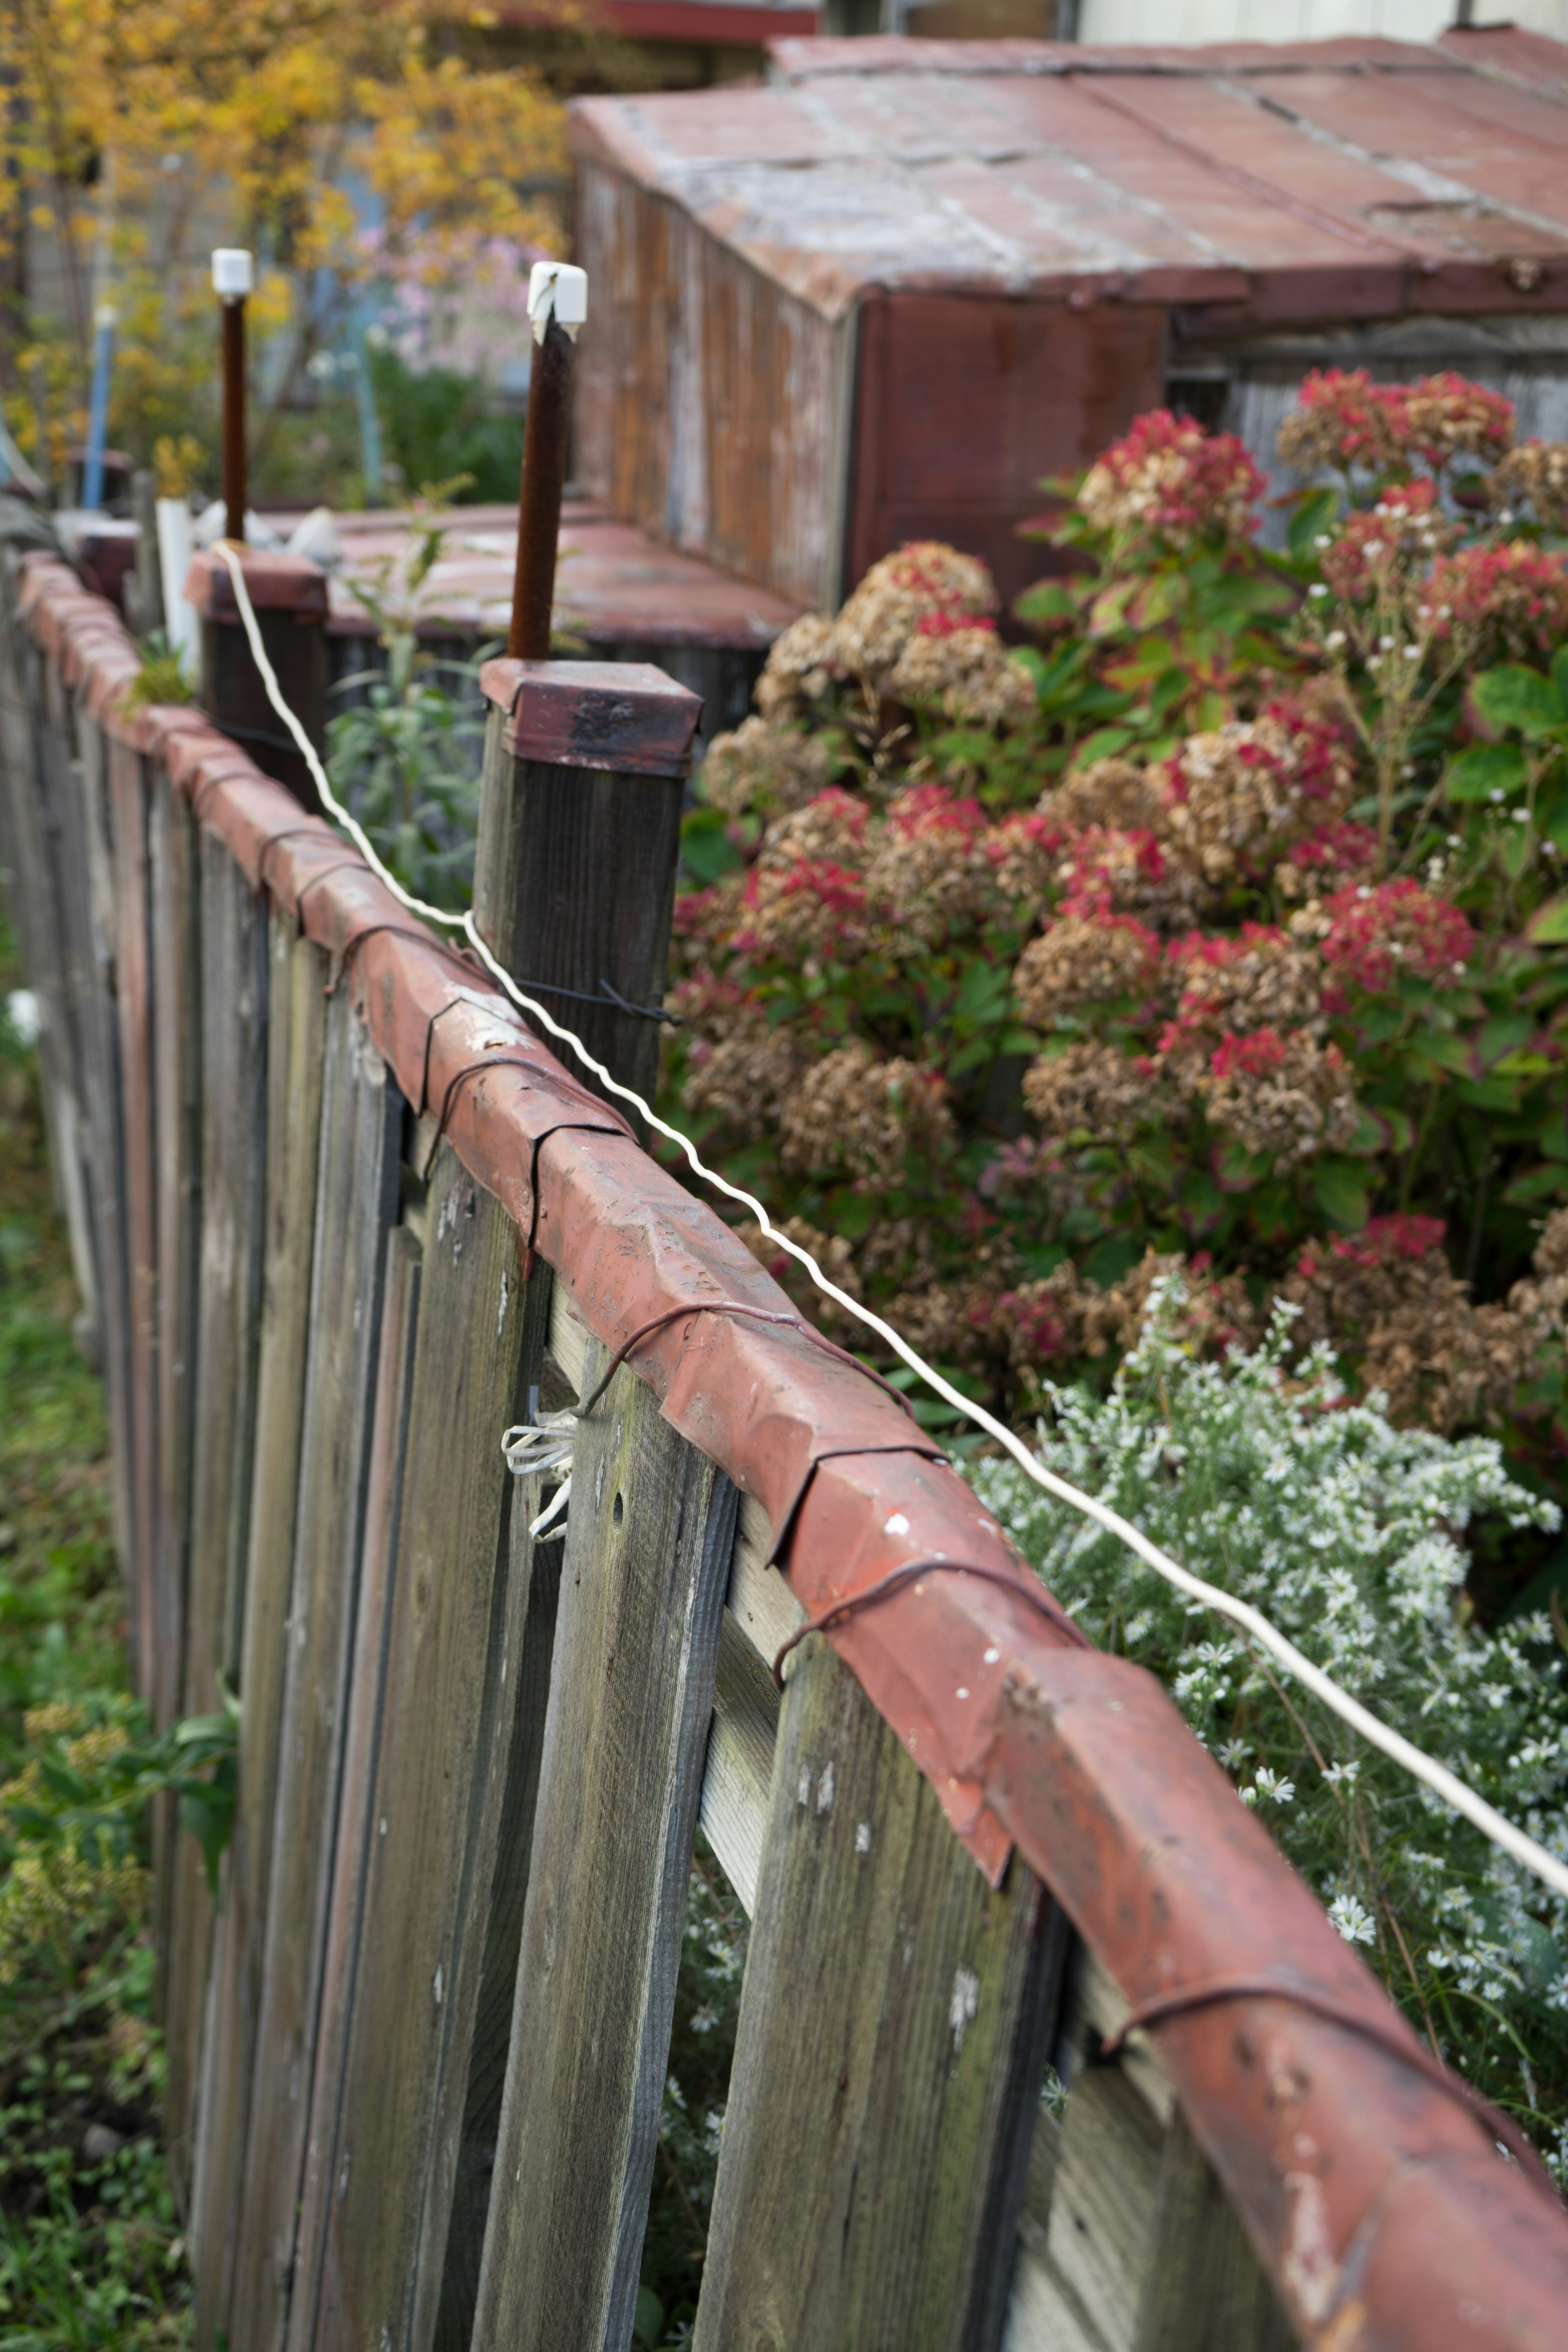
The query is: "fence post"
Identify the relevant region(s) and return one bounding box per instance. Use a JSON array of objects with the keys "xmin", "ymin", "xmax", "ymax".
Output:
[
  {"xmin": 471, "ymin": 656, "xmax": 700, "ymax": 1121},
  {"xmin": 184, "ymin": 547, "xmax": 329, "ymax": 815}
]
